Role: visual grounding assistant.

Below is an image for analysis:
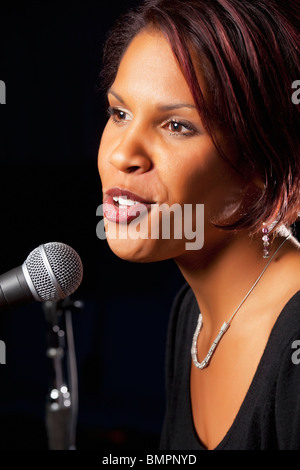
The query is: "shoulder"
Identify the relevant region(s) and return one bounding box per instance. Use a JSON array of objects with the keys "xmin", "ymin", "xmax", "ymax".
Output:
[
  {"xmin": 268, "ymin": 291, "xmax": 300, "ymax": 355},
  {"xmin": 272, "ymin": 292, "xmax": 300, "ymax": 448},
  {"xmin": 265, "ymin": 291, "xmax": 300, "ymax": 388},
  {"xmin": 275, "ymin": 291, "xmax": 300, "ymax": 337}
]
